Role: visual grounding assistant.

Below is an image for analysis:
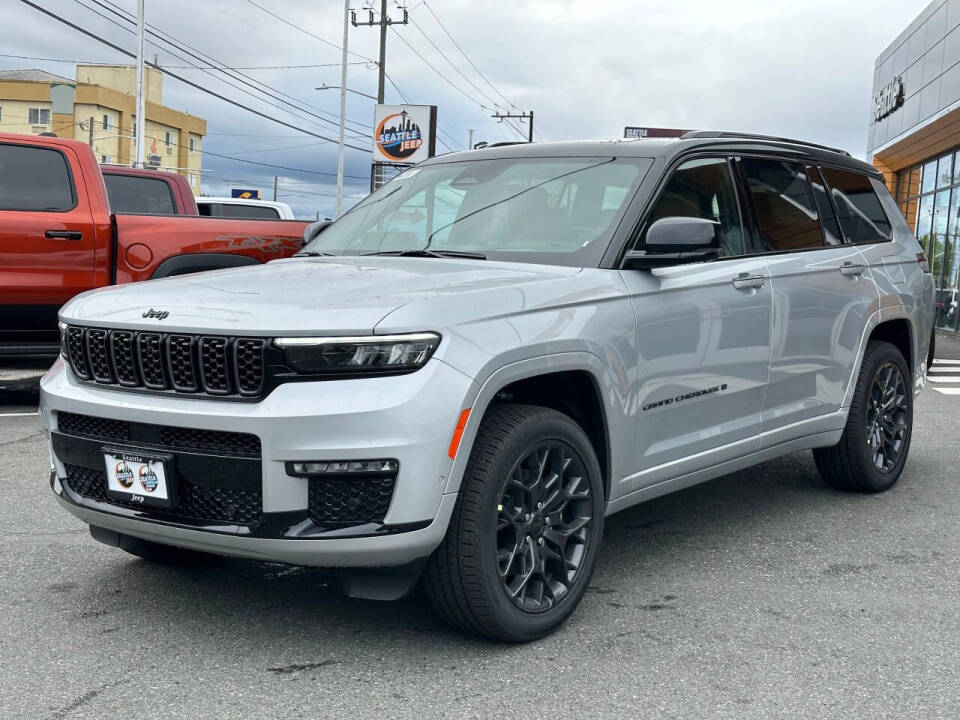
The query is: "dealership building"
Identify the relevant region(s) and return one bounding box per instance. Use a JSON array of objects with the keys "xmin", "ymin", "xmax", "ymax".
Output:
[{"xmin": 869, "ymin": 0, "xmax": 960, "ymax": 333}]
